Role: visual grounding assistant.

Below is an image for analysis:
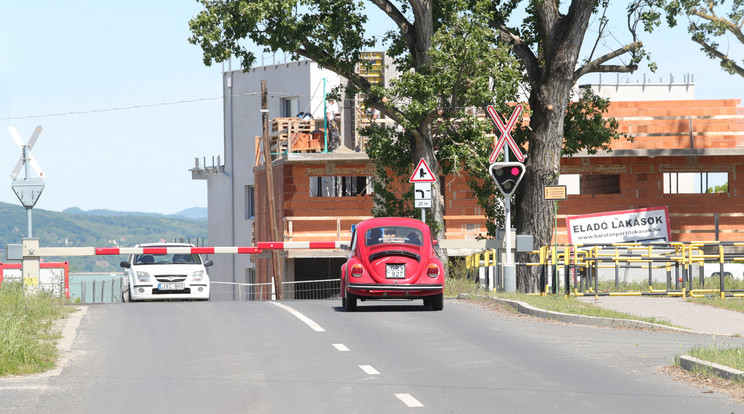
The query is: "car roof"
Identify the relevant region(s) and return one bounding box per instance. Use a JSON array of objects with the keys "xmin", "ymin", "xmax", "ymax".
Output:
[
  {"xmin": 134, "ymin": 243, "xmax": 195, "ymax": 248},
  {"xmin": 355, "ymin": 217, "xmax": 429, "ymax": 233}
]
